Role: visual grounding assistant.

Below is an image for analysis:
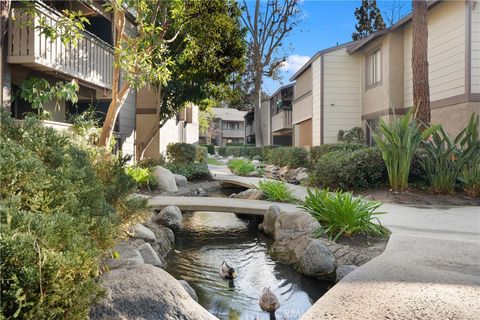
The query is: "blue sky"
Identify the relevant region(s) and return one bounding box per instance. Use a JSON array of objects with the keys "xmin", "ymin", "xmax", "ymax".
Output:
[{"xmin": 262, "ymin": 0, "xmax": 411, "ymax": 94}]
